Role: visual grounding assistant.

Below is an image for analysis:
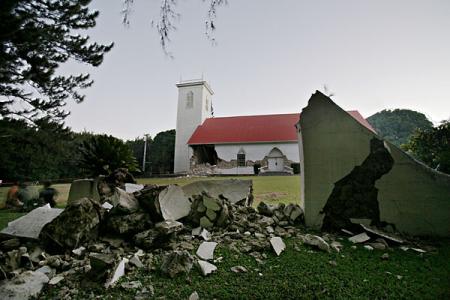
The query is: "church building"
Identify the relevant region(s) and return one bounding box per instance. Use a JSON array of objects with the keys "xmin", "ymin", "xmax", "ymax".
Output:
[{"xmin": 173, "ymin": 80, "xmax": 373, "ymax": 175}]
